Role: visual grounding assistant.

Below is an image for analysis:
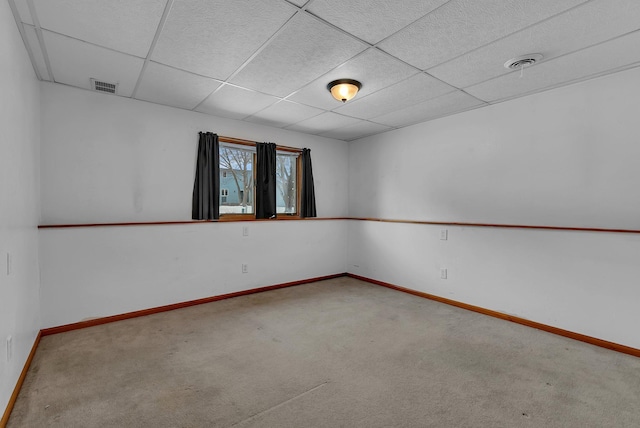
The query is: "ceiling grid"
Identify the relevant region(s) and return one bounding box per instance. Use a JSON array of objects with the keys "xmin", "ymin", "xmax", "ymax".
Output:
[
  {"xmin": 9, "ymin": 0, "xmax": 640, "ymax": 141},
  {"xmin": 130, "ymin": 0, "xmax": 176, "ymax": 99}
]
